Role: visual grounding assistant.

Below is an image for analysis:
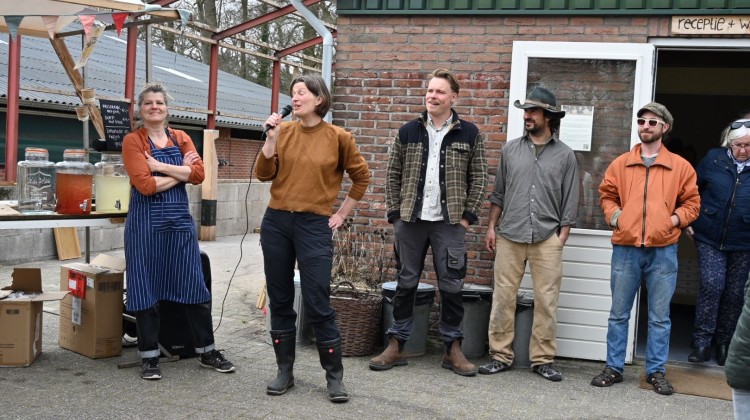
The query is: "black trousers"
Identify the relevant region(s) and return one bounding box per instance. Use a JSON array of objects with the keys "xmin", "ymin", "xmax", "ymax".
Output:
[
  {"xmin": 135, "ymin": 301, "xmax": 215, "ymax": 359},
  {"xmin": 260, "ymin": 208, "xmax": 340, "ymax": 342}
]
